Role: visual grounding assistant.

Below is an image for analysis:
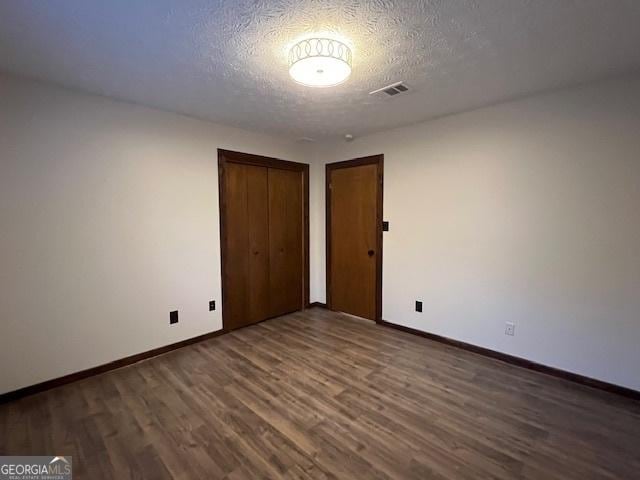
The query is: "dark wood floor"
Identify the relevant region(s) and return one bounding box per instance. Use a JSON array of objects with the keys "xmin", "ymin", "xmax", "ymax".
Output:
[{"xmin": 1, "ymin": 308, "xmax": 639, "ymax": 479}]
